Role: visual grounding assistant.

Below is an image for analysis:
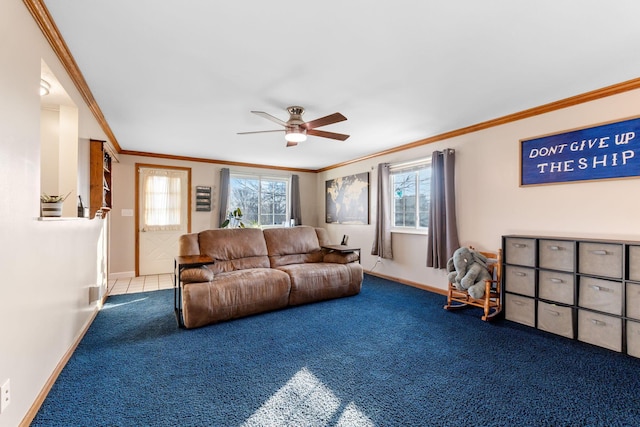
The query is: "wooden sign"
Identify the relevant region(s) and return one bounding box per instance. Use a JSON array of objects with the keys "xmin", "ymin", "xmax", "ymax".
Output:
[
  {"xmin": 195, "ymin": 186, "xmax": 211, "ymax": 211},
  {"xmin": 520, "ymin": 116, "xmax": 640, "ymax": 186}
]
